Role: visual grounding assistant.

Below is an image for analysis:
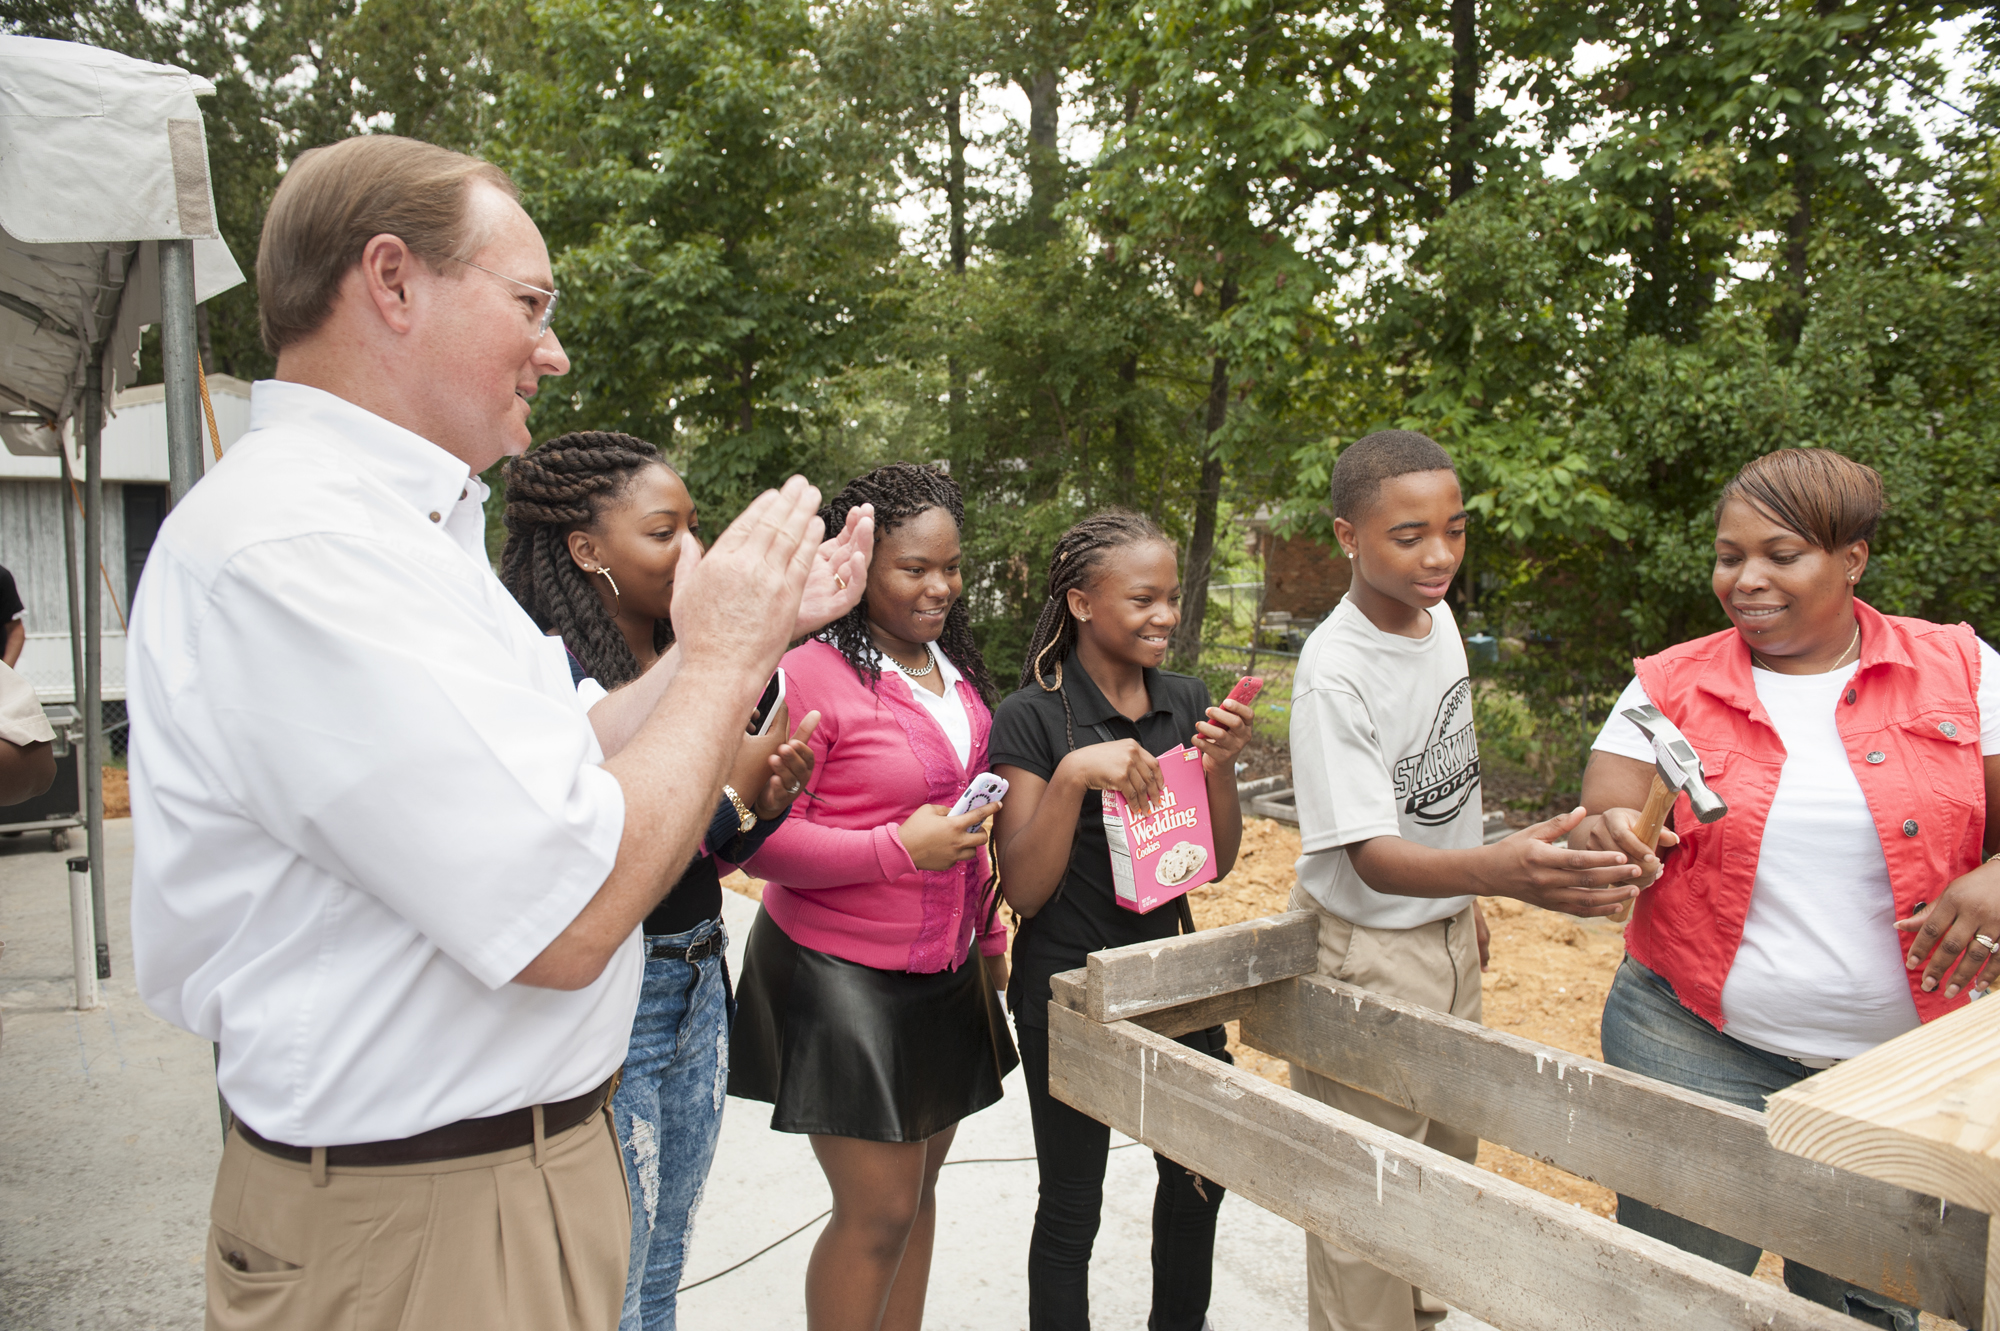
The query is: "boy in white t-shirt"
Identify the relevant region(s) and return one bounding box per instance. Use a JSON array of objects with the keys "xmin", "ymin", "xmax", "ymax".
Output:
[{"xmin": 1287, "ymin": 430, "xmax": 1644, "ymax": 1331}]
